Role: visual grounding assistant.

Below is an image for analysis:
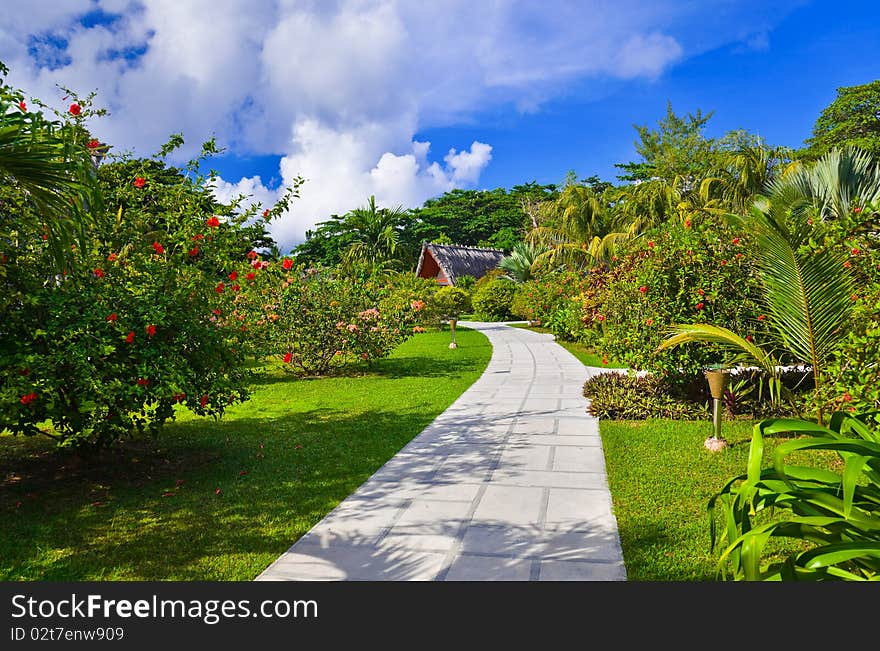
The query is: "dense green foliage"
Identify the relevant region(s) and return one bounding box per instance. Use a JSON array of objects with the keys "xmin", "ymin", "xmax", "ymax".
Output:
[
  {"xmin": 471, "ymin": 278, "xmax": 517, "ymax": 321},
  {"xmin": 710, "ymin": 412, "xmax": 880, "ymax": 580},
  {"xmin": 802, "ymin": 80, "xmax": 880, "ymax": 160}
]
